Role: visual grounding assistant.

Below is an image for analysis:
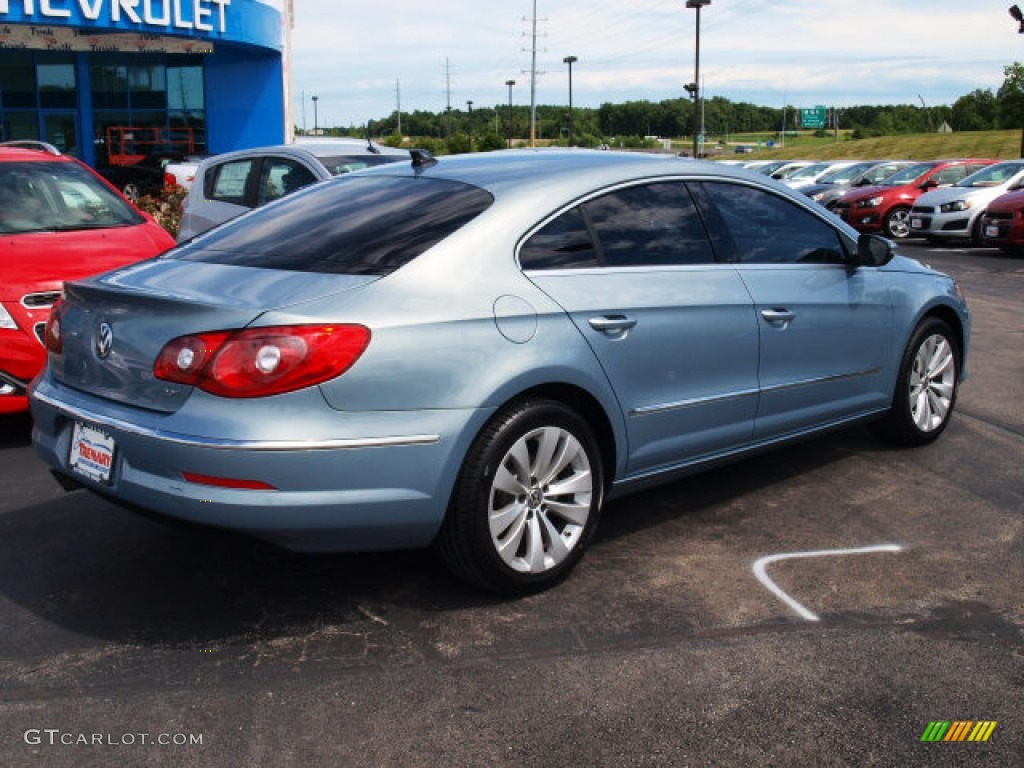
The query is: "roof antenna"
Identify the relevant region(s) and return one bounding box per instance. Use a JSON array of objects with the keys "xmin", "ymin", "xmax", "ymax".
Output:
[{"xmin": 409, "ymin": 149, "xmax": 437, "ymax": 169}]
